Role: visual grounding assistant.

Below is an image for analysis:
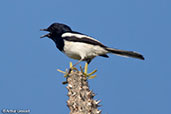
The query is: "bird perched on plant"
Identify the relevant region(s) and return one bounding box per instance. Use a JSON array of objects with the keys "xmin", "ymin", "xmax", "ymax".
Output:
[{"xmin": 40, "ymin": 23, "xmax": 144, "ymax": 67}]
